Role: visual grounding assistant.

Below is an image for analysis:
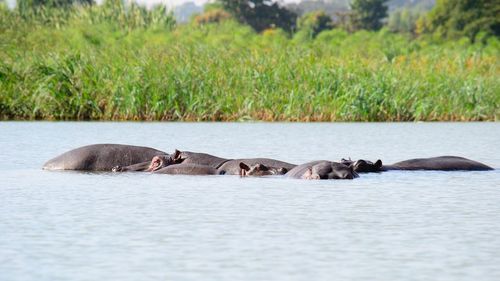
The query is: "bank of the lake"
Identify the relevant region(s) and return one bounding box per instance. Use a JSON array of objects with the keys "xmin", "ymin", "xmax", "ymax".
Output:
[{"xmin": 1, "ymin": 6, "xmax": 499, "ymax": 121}]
